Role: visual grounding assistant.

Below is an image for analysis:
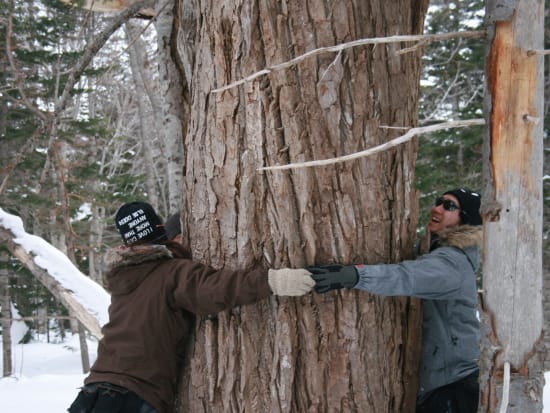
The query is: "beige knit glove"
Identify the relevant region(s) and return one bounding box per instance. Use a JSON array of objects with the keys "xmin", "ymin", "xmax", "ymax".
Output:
[{"xmin": 268, "ymin": 268, "xmax": 315, "ymax": 296}]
